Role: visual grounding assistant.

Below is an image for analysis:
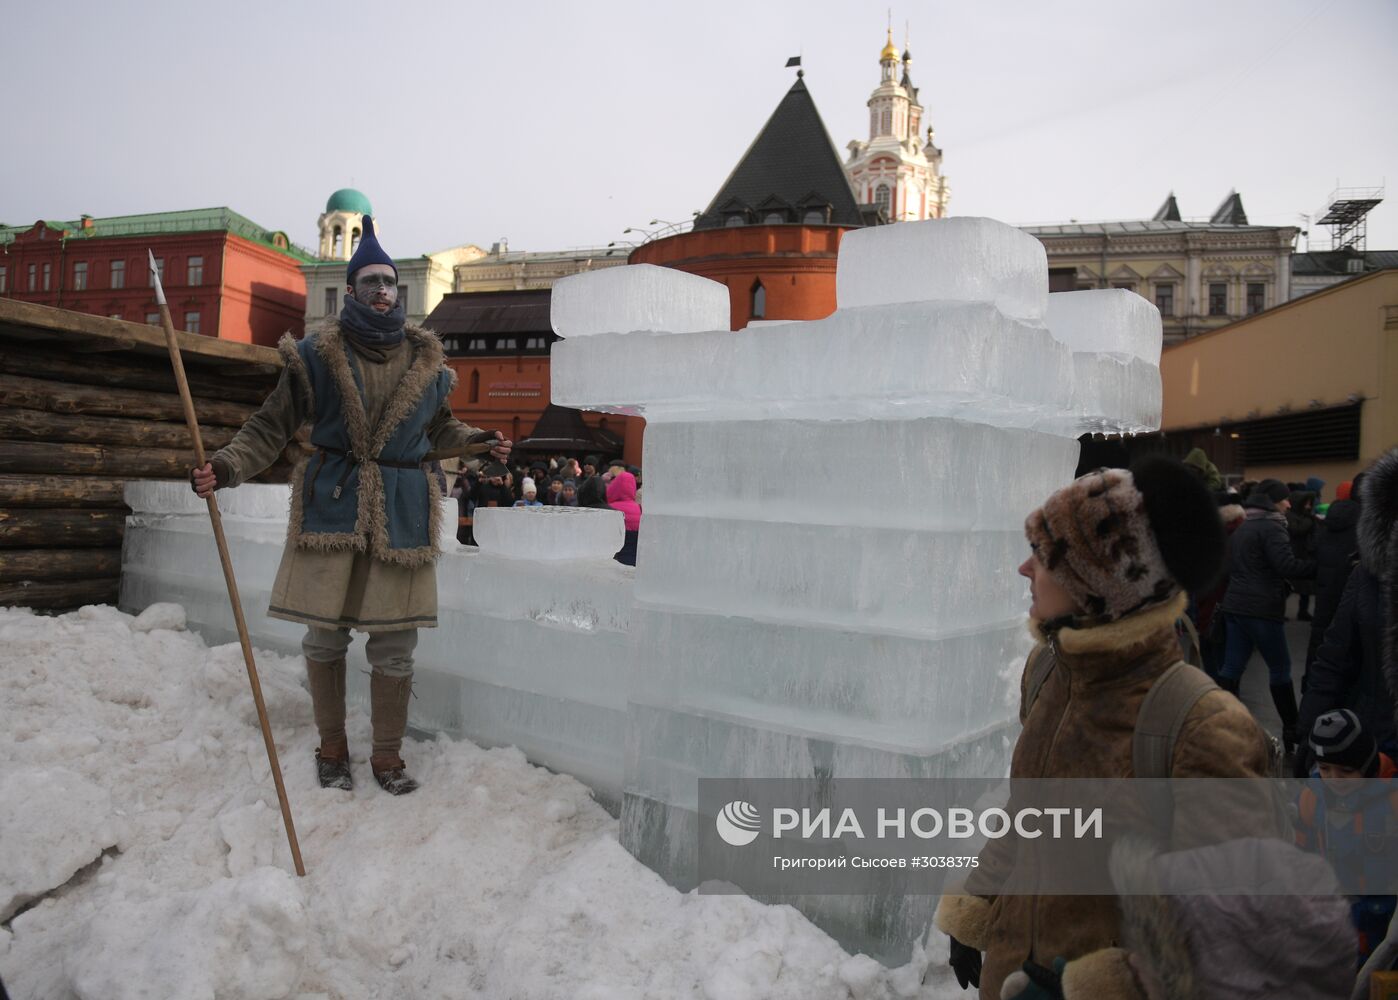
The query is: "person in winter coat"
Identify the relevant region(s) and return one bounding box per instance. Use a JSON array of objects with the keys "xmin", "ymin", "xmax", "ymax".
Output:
[
  {"xmin": 934, "ymin": 456, "xmax": 1276, "ymax": 1000},
  {"xmin": 1289, "ymin": 490, "xmax": 1320, "ymax": 620},
  {"xmin": 1194, "ymin": 497, "xmax": 1247, "ymax": 678},
  {"xmin": 192, "ymin": 217, "xmax": 510, "ymax": 795},
  {"xmin": 1217, "ymin": 478, "xmax": 1317, "ymax": 752},
  {"xmin": 512, "ymin": 477, "xmax": 543, "ymax": 507},
  {"xmin": 1297, "ymin": 453, "xmax": 1398, "ymax": 771},
  {"xmin": 1295, "ymin": 709, "xmax": 1398, "ymax": 968},
  {"xmin": 1182, "ymin": 447, "xmax": 1225, "ymax": 491},
  {"xmin": 1305, "ymin": 475, "xmax": 1365, "ymax": 679},
  {"xmin": 606, "ymin": 469, "xmax": 642, "ymax": 566},
  {"xmin": 560, "ymin": 479, "xmax": 579, "ymax": 506}
]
